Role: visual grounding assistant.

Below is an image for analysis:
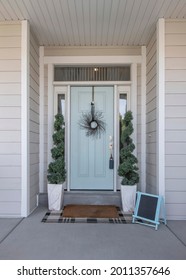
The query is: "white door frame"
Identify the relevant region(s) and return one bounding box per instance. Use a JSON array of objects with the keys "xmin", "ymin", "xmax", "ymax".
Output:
[{"xmin": 43, "ymin": 53, "xmax": 144, "ymax": 194}]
